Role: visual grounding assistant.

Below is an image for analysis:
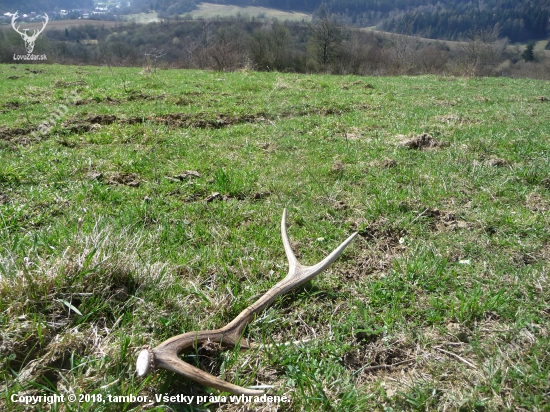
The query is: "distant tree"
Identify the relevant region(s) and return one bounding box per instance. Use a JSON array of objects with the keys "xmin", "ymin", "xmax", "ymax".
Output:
[
  {"xmin": 391, "ymin": 18, "xmax": 419, "ymax": 74},
  {"xmin": 250, "ymin": 21, "xmax": 290, "ymax": 71},
  {"xmin": 208, "ymin": 25, "xmax": 249, "ymax": 71},
  {"xmin": 309, "ymin": 4, "xmax": 342, "ymax": 70},
  {"xmin": 522, "ymin": 42, "xmax": 535, "ymax": 62},
  {"xmin": 417, "ymin": 43, "xmax": 449, "ymax": 74},
  {"xmin": 459, "ymin": 27, "xmax": 506, "ymax": 76}
]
